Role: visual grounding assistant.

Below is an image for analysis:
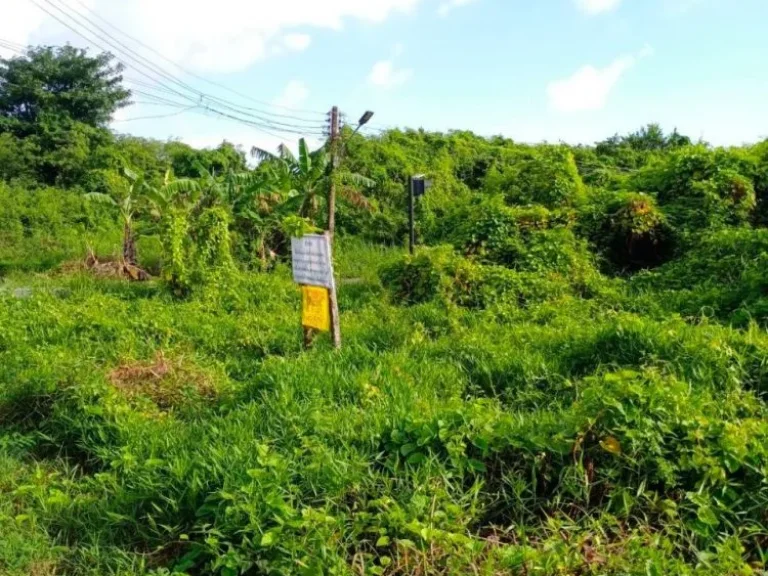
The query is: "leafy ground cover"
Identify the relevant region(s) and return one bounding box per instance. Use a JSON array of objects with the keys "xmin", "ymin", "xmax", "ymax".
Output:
[
  {"xmin": 3, "ymin": 45, "xmax": 768, "ymax": 576},
  {"xmin": 3, "ymin": 233, "xmax": 768, "ymax": 575}
]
